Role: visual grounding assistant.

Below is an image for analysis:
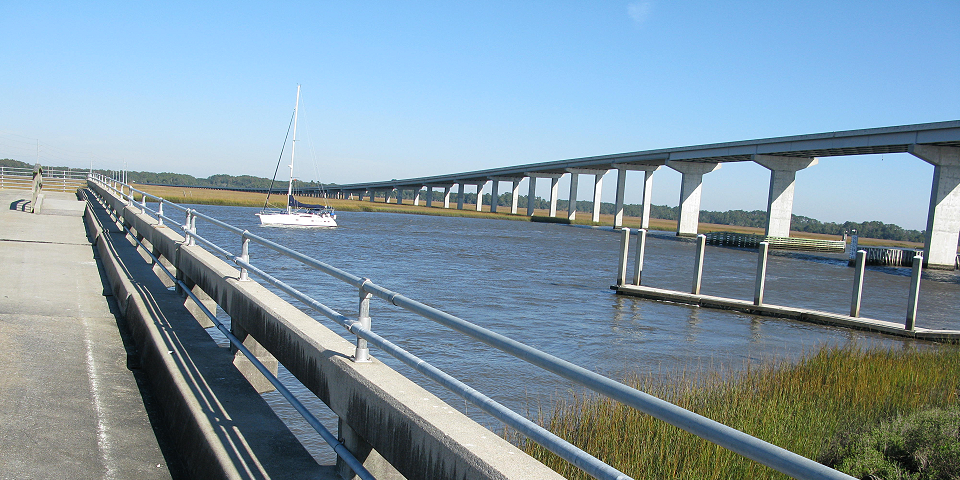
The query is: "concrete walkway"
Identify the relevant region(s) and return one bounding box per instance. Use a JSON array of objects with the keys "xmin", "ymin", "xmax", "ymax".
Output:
[{"xmin": 0, "ymin": 190, "xmax": 172, "ymax": 479}]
